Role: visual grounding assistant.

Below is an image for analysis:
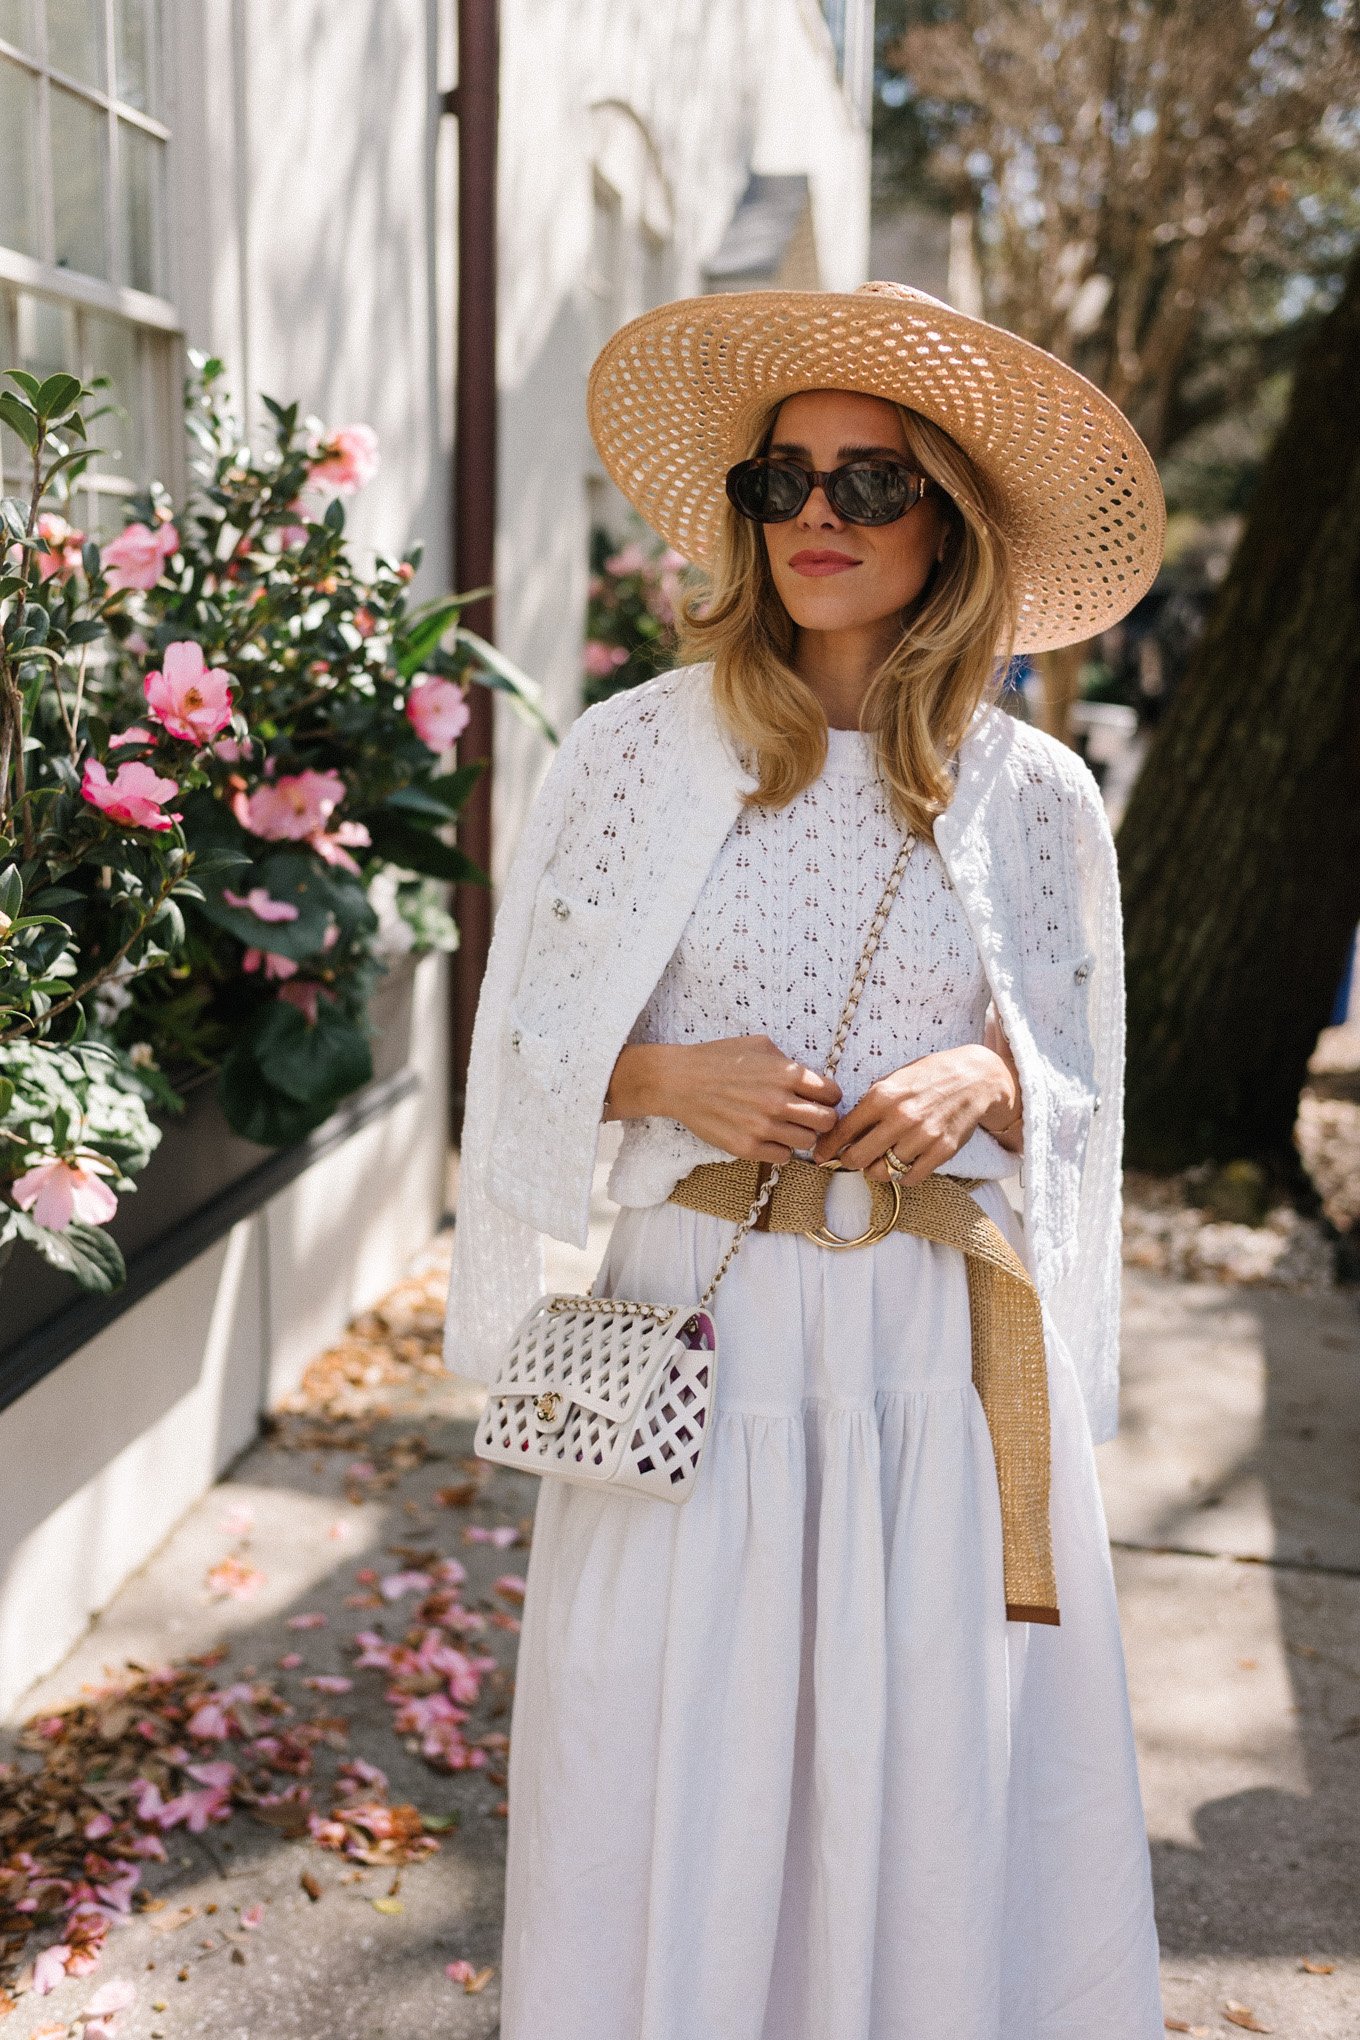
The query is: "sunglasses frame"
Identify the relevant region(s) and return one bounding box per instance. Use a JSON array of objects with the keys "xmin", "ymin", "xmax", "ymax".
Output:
[{"xmin": 725, "ymin": 456, "xmax": 931, "ymax": 528}]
